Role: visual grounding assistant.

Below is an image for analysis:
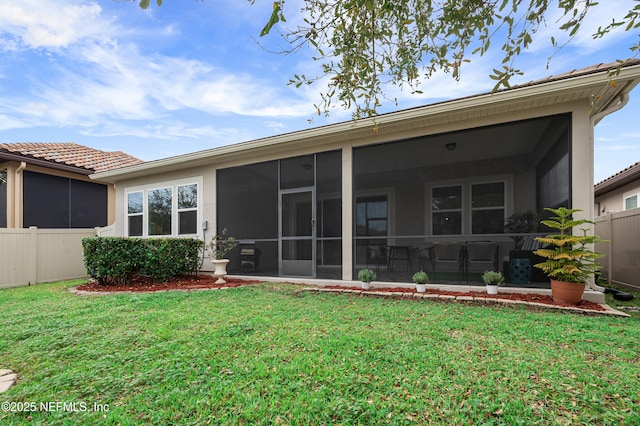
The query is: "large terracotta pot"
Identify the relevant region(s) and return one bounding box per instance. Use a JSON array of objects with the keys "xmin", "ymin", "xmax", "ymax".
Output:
[{"xmin": 550, "ymin": 279, "xmax": 586, "ymax": 305}]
